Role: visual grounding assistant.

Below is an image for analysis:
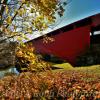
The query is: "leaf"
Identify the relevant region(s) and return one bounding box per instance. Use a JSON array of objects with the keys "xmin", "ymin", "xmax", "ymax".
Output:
[
  {"xmin": 5, "ymin": 6, "xmax": 9, "ymax": 14},
  {"xmin": 17, "ymin": 37, "xmax": 22, "ymax": 41},
  {"xmin": 21, "ymin": 0, "xmax": 25, "ymax": 3},
  {"xmin": 6, "ymin": 16, "xmax": 12, "ymax": 24},
  {"xmin": 18, "ymin": 8, "xmax": 26, "ymax": 16},
  {"xmin": 27, "ymin": 27, "xmax": 32, "ymax": 33}
]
